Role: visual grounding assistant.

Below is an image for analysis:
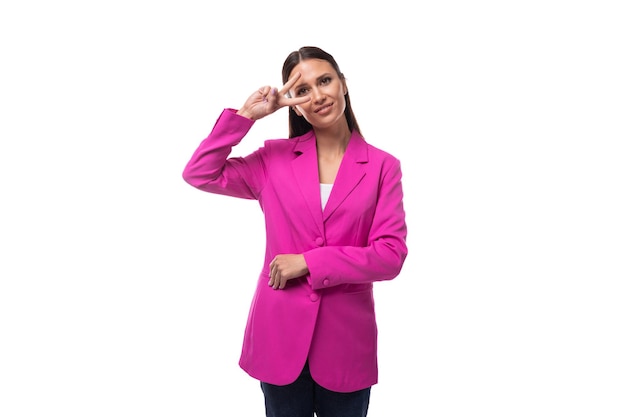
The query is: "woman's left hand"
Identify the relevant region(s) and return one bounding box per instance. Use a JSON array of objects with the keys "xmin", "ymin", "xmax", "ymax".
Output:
[{"xmin": 268, "ymin": 254, "xmax": 309, "ymax": 290}]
